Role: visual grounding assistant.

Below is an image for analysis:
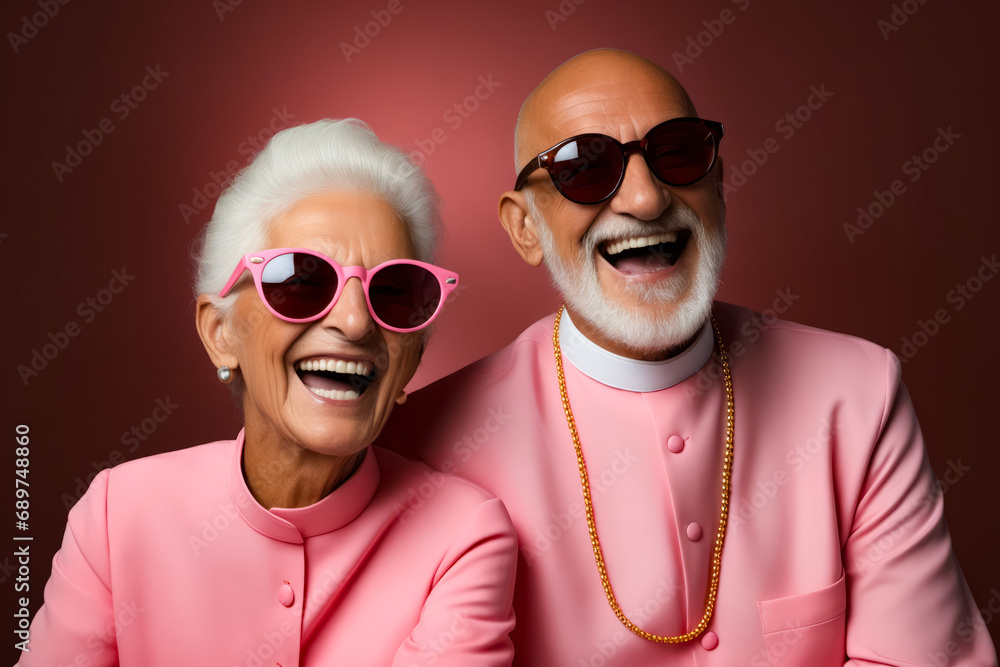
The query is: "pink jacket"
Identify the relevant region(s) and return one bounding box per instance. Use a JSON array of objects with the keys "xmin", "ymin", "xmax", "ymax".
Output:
[
  {"xmin": 382, "ymin": 302, "xmax": 998, "ymax": 666},
  {"xmin": 20, "ymin": 431, "xmax": 517, "ymax": 666}
]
